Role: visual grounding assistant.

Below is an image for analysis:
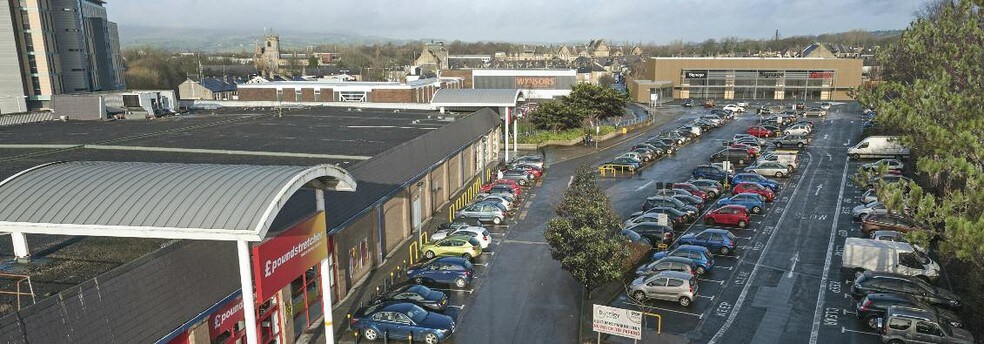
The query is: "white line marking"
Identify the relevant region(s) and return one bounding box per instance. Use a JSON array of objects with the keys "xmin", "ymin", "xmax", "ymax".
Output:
[
  {"xmin": 698, "ymin": 295, "xmax": 716, "ymax": 300},
  {"xmin": 432, "ymin": 288, "xmax": 475, "ymax": 294},
  {"xmin": 841, "ymin": 327, "xmax": 879, "ymax": 336},
  {"xmin": 823, "ymin": 134, "xmax": 828, "ymax": 140},
  {"xmin": 809, "ymin": 156, "xmax": 852, "ymax": 344},
  {"xmin": 501, "ymin": 239, "xmax": 549, "ymax": 245},
  {"xmin": 568, "ymin": 176, "xmax": 574, "ymax": 187},
  {"xmin": 707, "ymin": 151, "xmax": 815, "ymax": 344},
  {"xmin": 699, "ymin": 278, "xmax": 725, "ymax": 284},
  {"xmin": 815, "ymin": 184, "xmax": 823, "ymax": 195},
  {"xmin": 842, "ymin": 309, "xmax": 856, "ymax": 315},
  {"xmin": 636, "ymin": 180, "xmax": 655, "ymax": 192},
  {"xmin": 447, "ymin": 305, "xmax": 466, "ymax": 310},
  {"xmin": 788, "ymin": 252, "xmax": 800, "ymax": 278}
]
